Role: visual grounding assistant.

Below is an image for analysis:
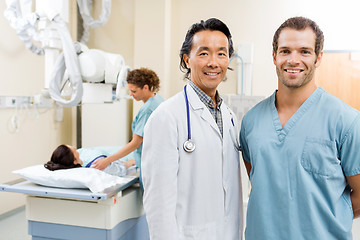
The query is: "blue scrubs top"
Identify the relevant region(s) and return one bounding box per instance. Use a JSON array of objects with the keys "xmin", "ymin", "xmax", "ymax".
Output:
[
  {"xmin": 240, "ymin": 88, "xmax": 360, "ymax": 240},
  {"xmin": 132, "ymin": 94, "xmax": 164, "ymax": 168}
]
